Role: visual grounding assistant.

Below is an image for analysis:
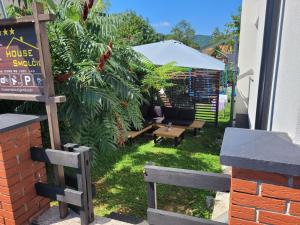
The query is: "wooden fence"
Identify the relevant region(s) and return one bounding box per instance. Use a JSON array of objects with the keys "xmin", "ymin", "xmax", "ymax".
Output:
[
  {"xmin": 144, "ymin": 164, "xmax": 230, "ymax": 225},
  {"xmin": 31, "ymin": 143, "xmax": 94, "ymax": 225},
  {"xmin": 166, "ymin": 71, "xmax": 221, "ymax": 127}
]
